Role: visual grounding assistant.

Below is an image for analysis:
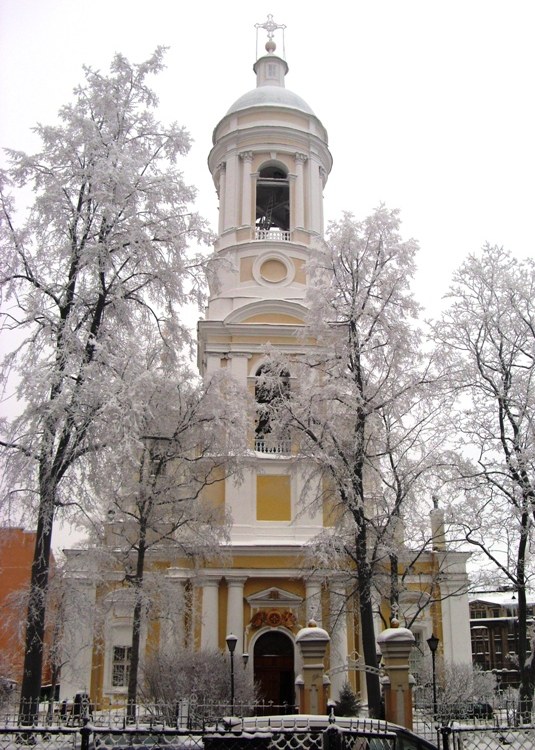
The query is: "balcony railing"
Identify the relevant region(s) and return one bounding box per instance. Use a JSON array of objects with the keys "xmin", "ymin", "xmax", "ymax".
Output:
[
  {"xmin": 255, "ymin": 228, "xmax": 291, "ymax": 241},
  {"xmin": 255, "ymin": 439, "xmax": 291, "ymax": 454}
]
